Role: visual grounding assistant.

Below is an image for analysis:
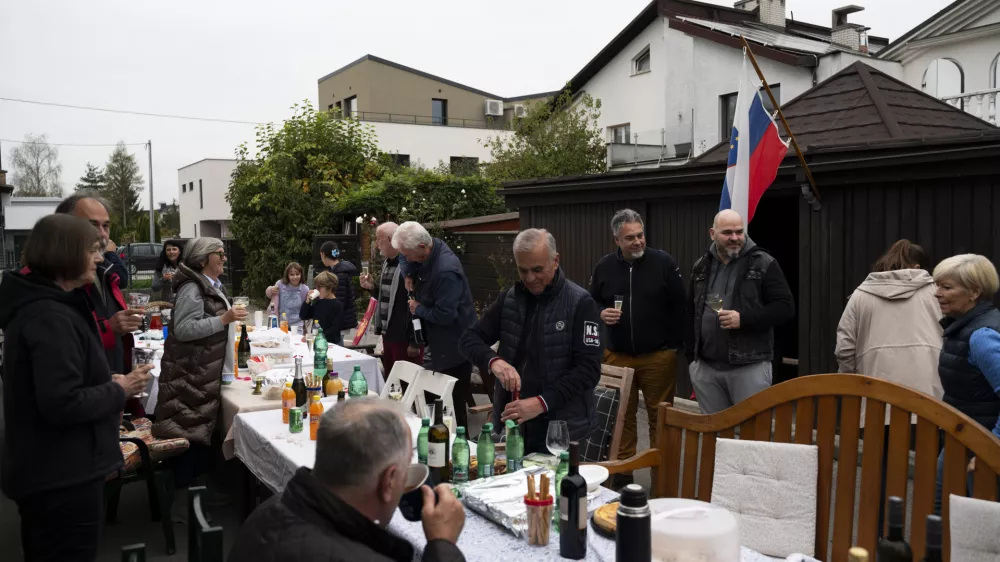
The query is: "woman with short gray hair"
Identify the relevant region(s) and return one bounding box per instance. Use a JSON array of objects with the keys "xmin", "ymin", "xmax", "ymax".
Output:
[{"xmin": 153, "ymin": 237, "xmax": 248, "ymax": 517}]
